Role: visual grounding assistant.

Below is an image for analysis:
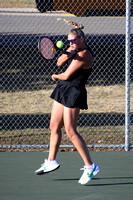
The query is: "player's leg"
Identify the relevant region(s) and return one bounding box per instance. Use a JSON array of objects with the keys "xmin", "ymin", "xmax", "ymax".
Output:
[
  {"xmin": 48, "ymin": 101, "xmax": 64, "ymax": 161},
  {"xmin": 63, "ymin": 107, "xmax": 92, "ymax": 166},
  {"xmin": 35, "ymin": 101, "xmax": 63, "ymax": 175},
  {"xmin": 63, "ymin": 107, "xmax": 100, "ymax": 184}
]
